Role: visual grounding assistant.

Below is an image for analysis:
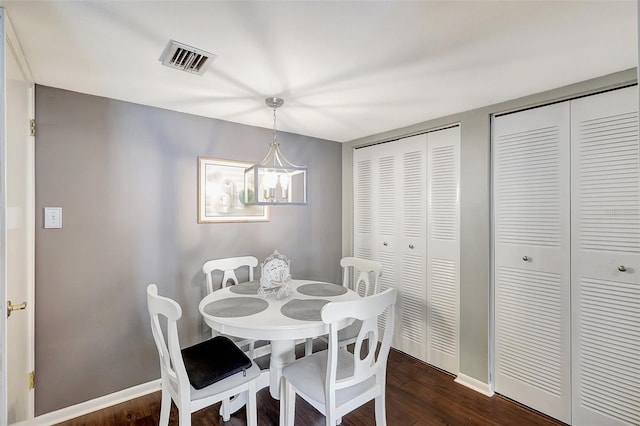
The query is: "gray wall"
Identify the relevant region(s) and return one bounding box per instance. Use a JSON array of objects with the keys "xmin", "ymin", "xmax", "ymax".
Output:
[
  {"xmin": 342, "ymin": 68, "xmax": 637, "ymax": 385},
  {"xmin": 34, "ymin": 86, "xmax": 342, "ymax": 414}
]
